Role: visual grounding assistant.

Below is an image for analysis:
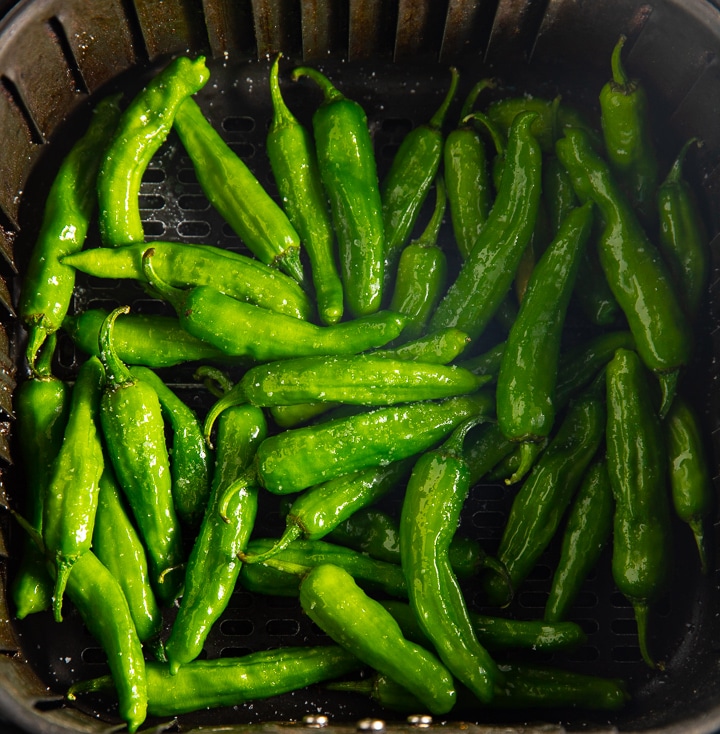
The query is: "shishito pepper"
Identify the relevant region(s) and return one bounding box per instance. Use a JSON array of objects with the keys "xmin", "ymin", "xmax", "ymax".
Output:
[
  {"xmin": 556, "ymin": 126, "xmax": 691, "ymax": 416},
  {"xmin": 174, "ymin": 97, "xmax": 305, "ymax": 284},
  {"xmin": 400, "ymin": 418, "xmax": 505, "ymax": 703},
  {"xmin": 606, "ymin": 348, "xmax": 673, "ymax": 668},
  {"xmin": 19, "ymin": 93, "xmax": 122, "ymax": 368},
  {"xmin": 267, "ymin": 53, "xmax": 344, "ymax": 325},
  {"xmin": 98, "ymin": 307, "xmax": 184, "ymax": 604},
  {"xmin": 98, "ymin": 55, "xmax": 209, "ymax": 247},
  {"xmin": 299, "ymin": 563, "xmax": 457, "ymax": 714},
  {"xmin": 293, "ymin": 65, "xmax": 385, "ymax": 318}
]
